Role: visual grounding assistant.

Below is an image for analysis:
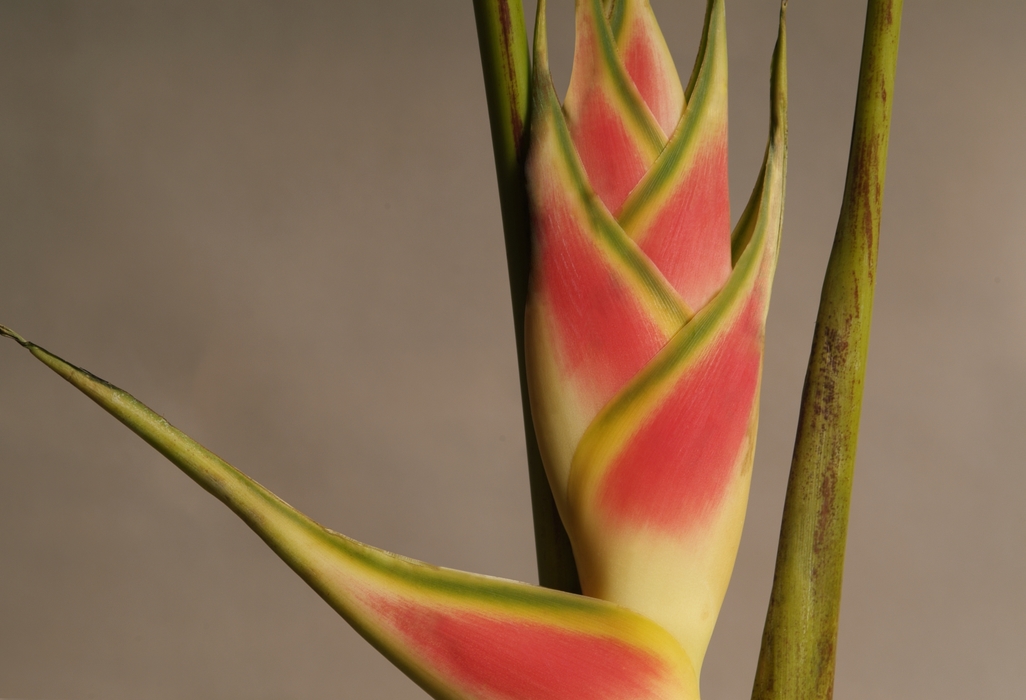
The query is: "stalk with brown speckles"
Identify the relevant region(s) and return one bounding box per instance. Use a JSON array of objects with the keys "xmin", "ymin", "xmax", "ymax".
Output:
[{"xmin": 752, "ymin": 2, "xmax": 903, "ymax": 699}]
